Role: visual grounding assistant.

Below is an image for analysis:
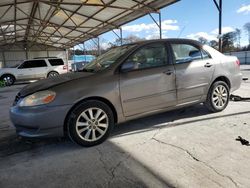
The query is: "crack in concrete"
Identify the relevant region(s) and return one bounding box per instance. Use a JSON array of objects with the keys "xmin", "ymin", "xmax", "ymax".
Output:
[
  {"xmin": 151, "ymin": 137, "xmax": 239, "ymax": 188},
  {"xmin": 95, "ymin": 147, "xmax": 132, "ymax": 187}
]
